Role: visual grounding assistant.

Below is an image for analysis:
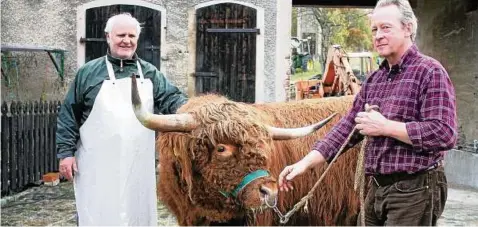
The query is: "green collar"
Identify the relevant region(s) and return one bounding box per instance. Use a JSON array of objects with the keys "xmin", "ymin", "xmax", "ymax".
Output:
[
  {"xmin": 106, "ymin": 49, "xmax": 139, "ymax": 66},
  {"xmin": 219, "ymin": 170, "xmax": 270, "ymax": 198}
]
